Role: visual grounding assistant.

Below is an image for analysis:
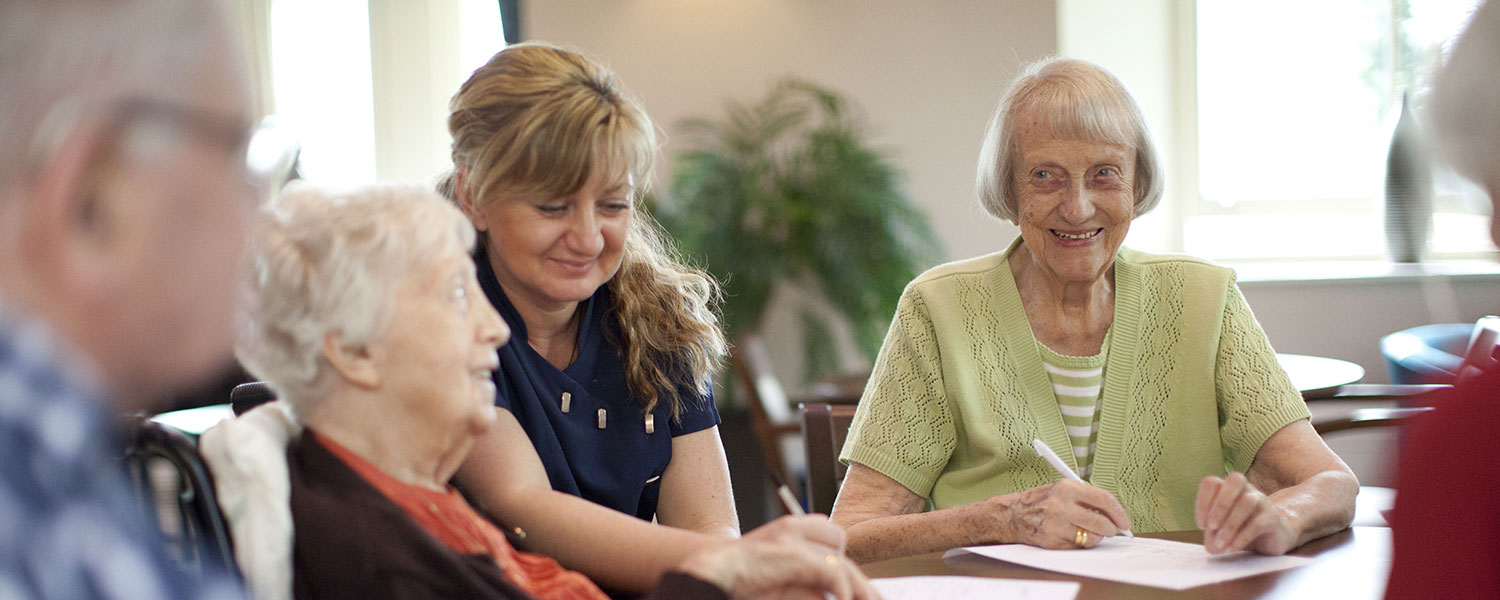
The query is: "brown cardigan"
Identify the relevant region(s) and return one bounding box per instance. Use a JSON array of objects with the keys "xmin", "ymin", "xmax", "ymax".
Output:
[{"xmin": 287, "ymin": 433, "xmax": 726, "ymax": 600}]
